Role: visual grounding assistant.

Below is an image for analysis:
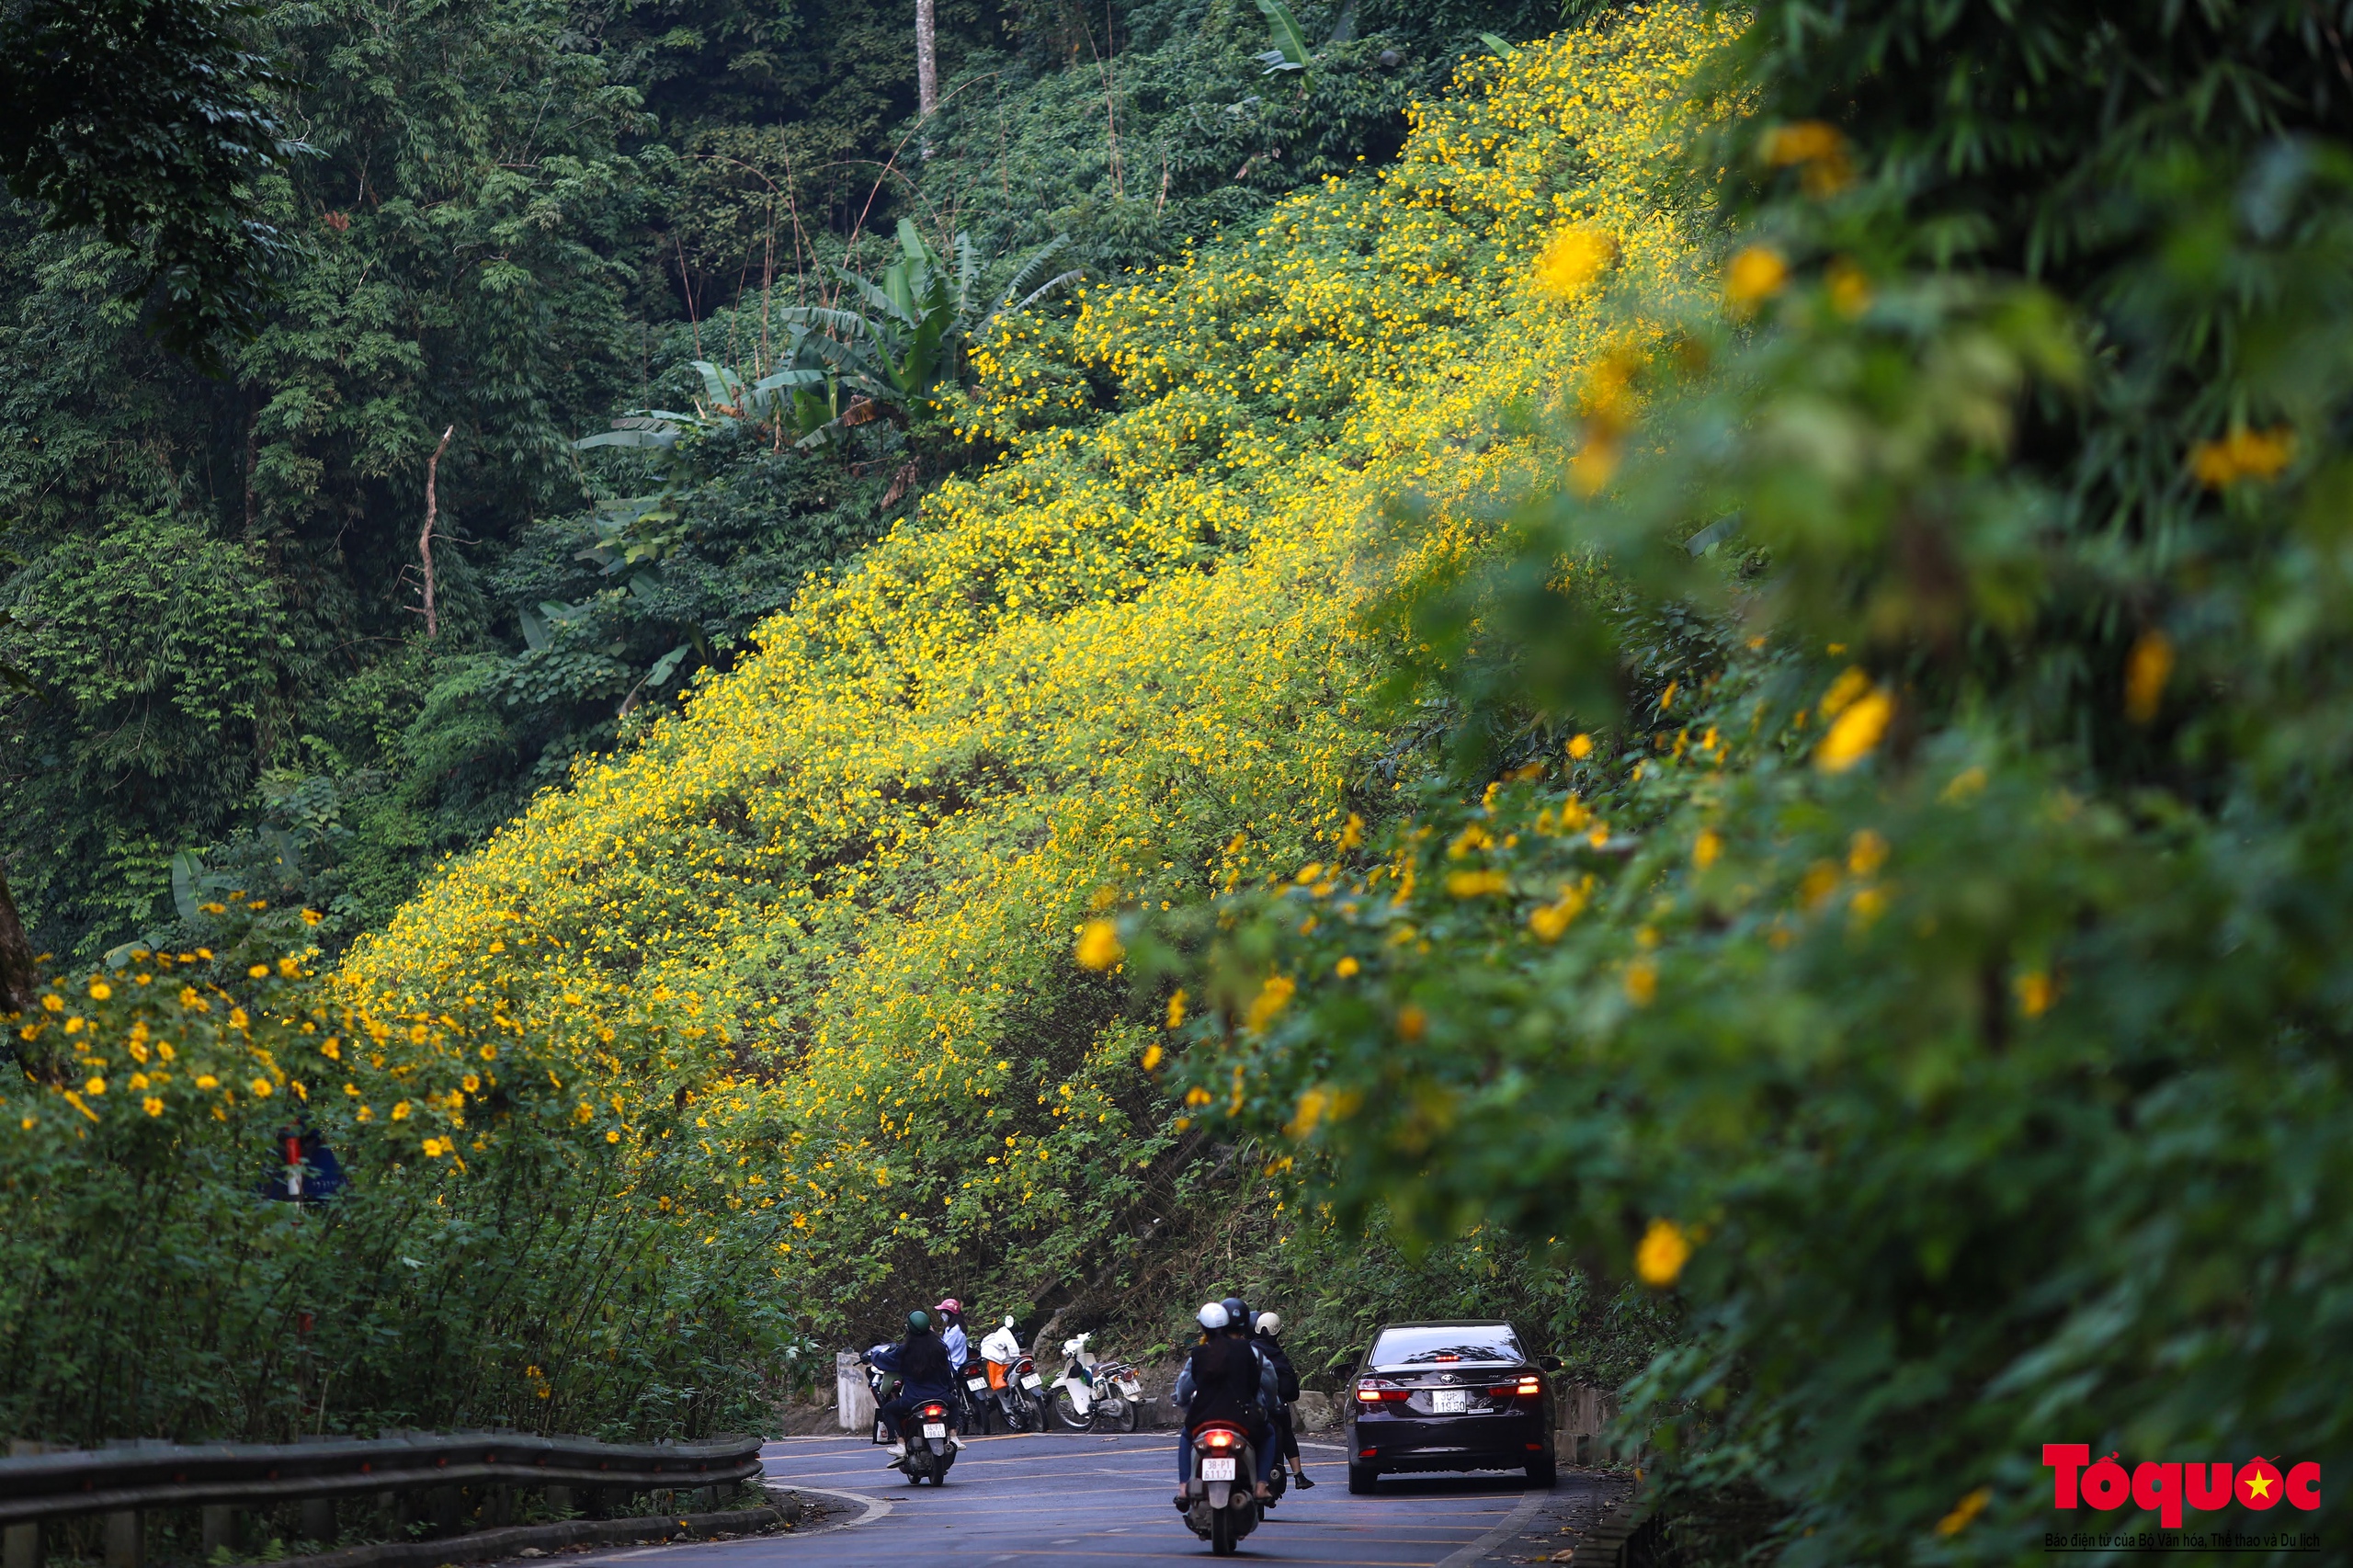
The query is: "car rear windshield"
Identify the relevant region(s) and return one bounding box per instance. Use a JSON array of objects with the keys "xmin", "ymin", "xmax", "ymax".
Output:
[{"xmin": 1369, "ymin": 1325, "xmax": 1523, "ymax": 1366}]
